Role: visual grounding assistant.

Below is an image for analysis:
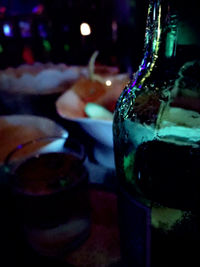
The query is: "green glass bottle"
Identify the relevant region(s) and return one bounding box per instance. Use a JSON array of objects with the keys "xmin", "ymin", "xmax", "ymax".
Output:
[{"xmin": 113, "ymin": 0, "xmax": 200, "ymax": 266}]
